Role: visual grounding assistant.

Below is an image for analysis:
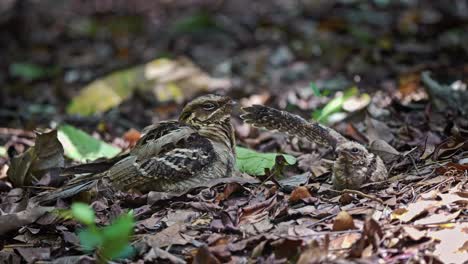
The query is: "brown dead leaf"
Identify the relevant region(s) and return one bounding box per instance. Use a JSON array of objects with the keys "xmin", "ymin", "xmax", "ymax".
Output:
[
  {"xmin": 345, "ymin": 123, "xmax": 369, "ymax": 144},
  {"xmin": 438, "ymin": 192, "xmax": 468, "ymax": 206},
  {"xmin": 398, "ymin": 72, "xmax": 421, "ymax": 98},
  {"xmin": 297, "ymin": 240, "xmax": 329, "ymax": 264},
  {"xmin": 270, "ymin": 238, "xmax": 303, "ymax": 260},
  {"xmin": 348, "ymin": 218, "xmax": 383, "ymax": 258},
  {"xmin": 329, "ymin": 233, "xmax": 361, "ymax": 250},
  {"xmin": 433, "ymin": 136, "xmax": 468, "ymax": 160},
  {"xmin": 193, "ymin": 246, "xmax": 221, "ymax": 264},
  {"xmin": 15, "ymin": 247, "xmax": 50, "ymax": 263},
  {"xmin": 403, "ymin": 226, "xmax": 427, "ymax": 241},
  {"xmin": 414, "ymin": 210, "xmax": 461, "ymax": 226},
  {"xmin": 144, "ymin": 247, "xmax": 186, "ymax": 264},
  {"xmin": 332, "ymin": 211, "xmax": 356, "ymax": 231},
  {"xmin": 222, "ymin": 182, "xmax": 244, "ymax": 200},
  {"xmin": 366, "ymin": 116, "xmax": 395, "ymax": 143},
  {"xmin": 391, "ymin": 200, "xmax": 437, "ymax": 223},
  {"xmin": 143, "ymin": 222, "xmax": 190, "ymax": 248},
  {"xmin": 7, "ymin": 130, "xmax": 64, "ymax": 187},
  {"xmin": 428, "ymin": 223, "xmax": 468, "ymax": 264},
  {"xmin": 0, "ymin": 200, "xmax": 53, "ymax": 235},
  {"xmin": 289, "ymin": 186, "xmax": 312, "ymax": 203},
  {"xmin": 369, "ymin": 139, "xmax": 400, "ymax": 164}
]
